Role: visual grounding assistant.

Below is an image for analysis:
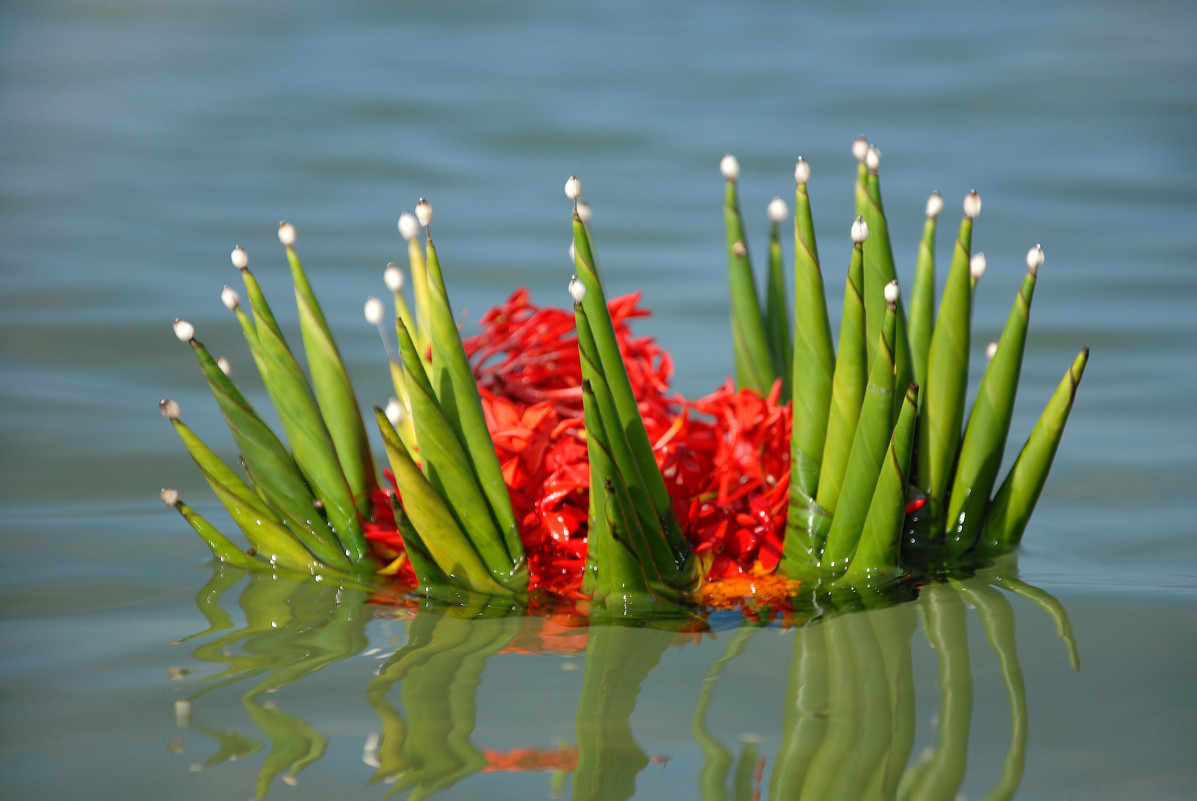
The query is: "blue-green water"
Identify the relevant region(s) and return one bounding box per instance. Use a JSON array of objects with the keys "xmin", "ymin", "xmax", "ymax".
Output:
[{"xmin": 2, "ymin": 1, "xmax": 1195, "ymax": 799}]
